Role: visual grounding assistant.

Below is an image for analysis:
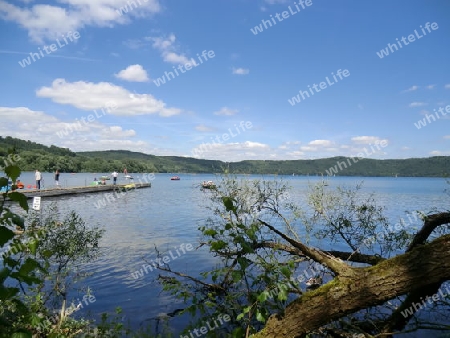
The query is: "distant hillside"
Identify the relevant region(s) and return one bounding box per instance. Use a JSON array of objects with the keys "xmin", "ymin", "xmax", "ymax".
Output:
[
  {"xmin": 228, "ymin": 157, "xmax": 450, "ymax": 177},
  {"xmin": 0, "ymin": 136, "xmax": 449, "ymax": 177},
  {"xmin": 79, "ymin": 150, "xmax": 225, "ymax": 173}
]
